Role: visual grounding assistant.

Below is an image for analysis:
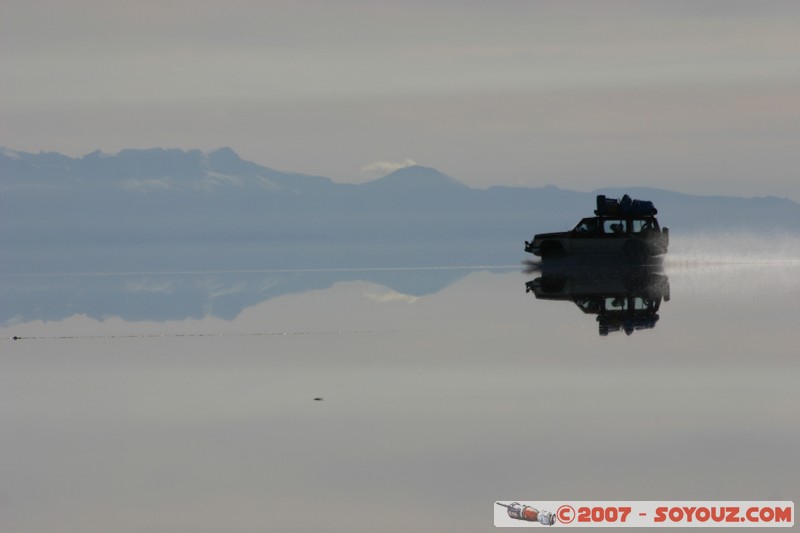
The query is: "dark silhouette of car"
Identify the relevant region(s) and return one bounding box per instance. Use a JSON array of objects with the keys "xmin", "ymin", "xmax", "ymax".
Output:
[
  {"xmin": 525, "ymin": 195, "xmax": 669, "ymax": 259},
  {"xmin": 525, "ymin": 262, "xmax": 670, "ymax": 336}
]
